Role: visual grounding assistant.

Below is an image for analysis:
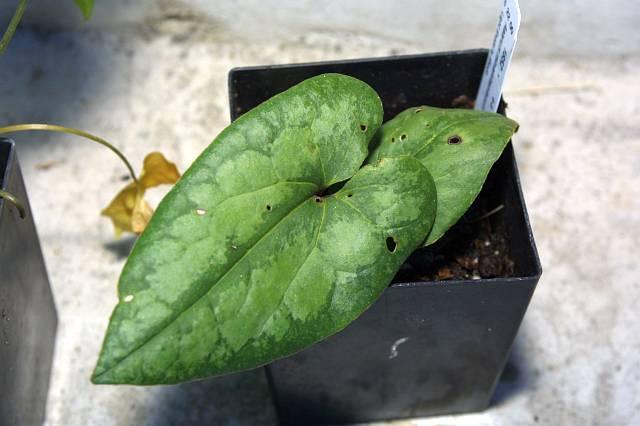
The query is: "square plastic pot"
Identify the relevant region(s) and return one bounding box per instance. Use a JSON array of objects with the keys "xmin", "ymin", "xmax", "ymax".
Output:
[
  {"xmin": 0, "ymin": 138, "xmax": 57, "ymax": 426},
  {"xmin": 228, "ymin": 49, "xmax": 542, "ymax": 425}
]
